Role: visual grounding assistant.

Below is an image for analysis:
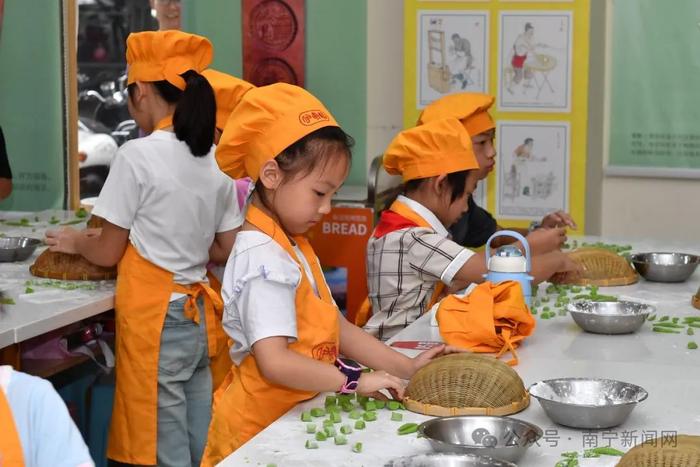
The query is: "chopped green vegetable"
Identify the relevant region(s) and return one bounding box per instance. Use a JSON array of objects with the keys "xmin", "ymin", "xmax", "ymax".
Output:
[
  {"xmin": 325, "ymin": 395, "xmax": 337, "ymax": 406},
  {"xmin": 653, "ymin": 322, "xmax": 685, "ymax": 329},
  {"xmin": 374, "ymin": 400, "xmax": 386, "ymax": 409},
  {"xmin": 352, "ymin": 442, "xmax": 362, "ymax": 453},
  {"xmin": 387, "ymin": 400, "xmax": 401, "ymax": 411},
  {"xmin": 653, "ymin": 327, "xmax": 681, "ymax": 334},
  {"xmin": 305, "ymin": 440, "xmax": 318, "ymax": 449},
  {"xmin": 397, "ymin": 422, "xmax": 419, "ymax": 435},
  {"xmin": 301, "ymin": 411, "xmax": 312, "ymax": 422},
  {"xmin": 688, "ymin": 341, "xmax": 698, "ymax": 350},
  {"xmin": 24, "ymin": 287, "xmax": 34, "ymax": 294},
  {"xmin": 0, "ymin": 297, "xmax": 15, "ymax": 305},
  {"xmin": 363, "ymin": 400, "xmax": 377, "ymax": 411},
  {"xmin": 348, "ymin": 409, "xmax": 363, "ymax": 420},
  {"xmin": 688, "ymin": 328, "xmax": 695, "ymax": 336},
  {"xmin": 561, "ymin": 452, "xmax": 578, "ymax": 458},
  {"xmin": 659, "ymin": 315, "xmax": 670, "ymax": 322},
  {"xmin": 354, "ymin": 420, "xmax": 366, "ymax": 430},
  {"xmin": 315, "ymin": 431, "xmax": 327, "ymax": 441},
  {"xmin": 391, "ymin": 412, "xmax": 403, "ymax": 421},
  {"xmin": 330, "ymin": 412, "xmax": 341, "ymax": 424},
  {"xmin": 585, "ymin": 447, "xmax": 624, "ymax": 456},
  {"xmin": 306, "ymin": 423, "xmax": 316, "ymax": 434},
  {"xmin": 324, "ymin": 426, "xmax": 336, "ymax": 437},
  {"xmin": 323, "ymin": 419, "xmax": 334, "ymax": 428},
  {"xmin": 326, "ymin": 404, "xmax": 341, "ymax": 414},
  {"xmin": 672, "ymin": 317, "xmax": 680, "ymax": 324},
  {"xmin": 362, "ymin": 411, "xmax": 377, "ymax": 422},
  {"xmin": 334, "ymin": 434, "xmax": 347, "ymax": 445},
  {"xmin": 310, "ymin": 408, "xmax": 325, "ymax": 417},
  {"xmin": 357, "ymin": 395, "xmax": 369, "ymax": 405},
  {"xmin": 340, "ymin": 424, "xmax": 352, "ymax": 435},
  {"xmin": 266, "ymin": 464, "xmax": 278, "ymax": 467},
  {"xmin": 75, "ymin": 208, "xmax": 88, "ymax": 218},
  {"xmin": 341, "ymin": 403, "xmax": 354, "ymax": 412},
  {"xmin": 647, "ymin": 314, "xmax": 656, "ymax": 321},
  {"xmin": 60, "ymin": 219, "xmax": 85, "ymax": 226}
]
